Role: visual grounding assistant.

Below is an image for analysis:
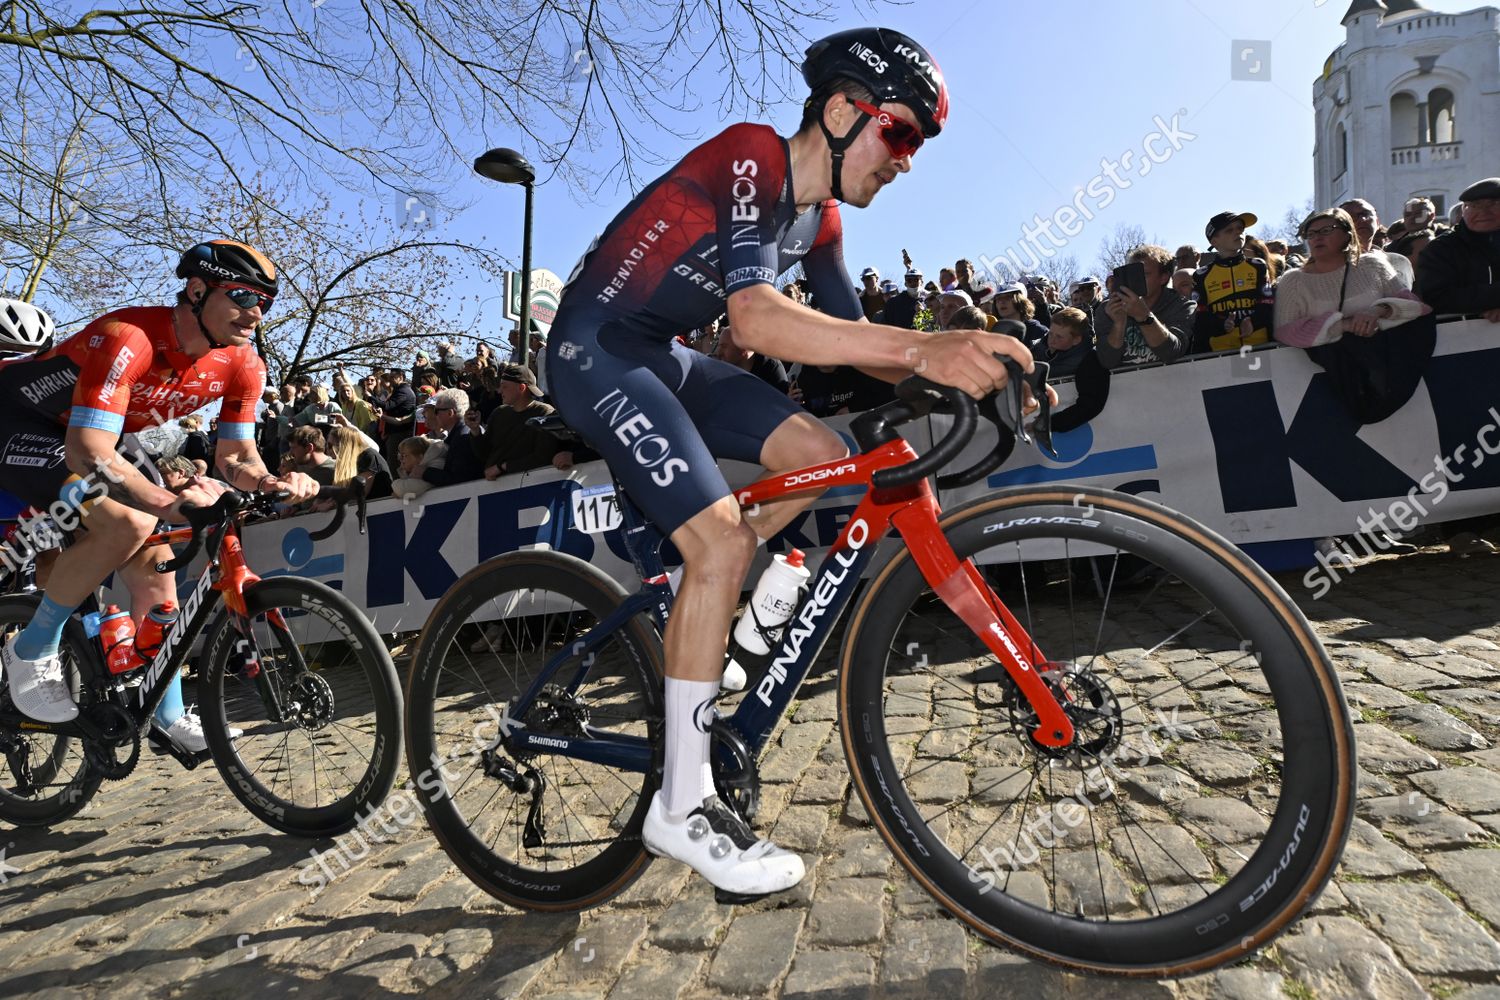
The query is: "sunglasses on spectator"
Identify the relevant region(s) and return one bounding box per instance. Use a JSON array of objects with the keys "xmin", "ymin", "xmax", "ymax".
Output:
[
  {"xmin": 1303, "ymin": 224, "xmax": 1346, "ymax": 238},
  {"xmin": 213, "ymin": 282, "xmax": 274, "ymax": 313},
  {"xmin": 846, "ymin": 97, "xmax": 924, "ymax": 159}
]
